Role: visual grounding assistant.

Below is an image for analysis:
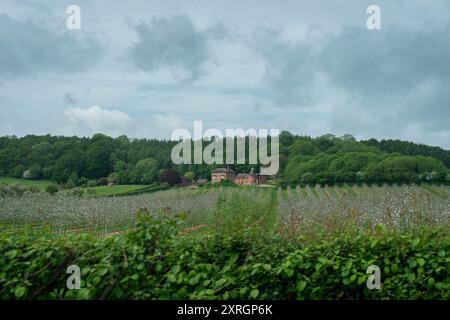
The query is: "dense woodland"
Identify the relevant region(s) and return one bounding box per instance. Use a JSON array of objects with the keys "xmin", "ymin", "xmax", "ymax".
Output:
[{"xmin": 0, "ymin": 132, "xmax": 449, "ymax": 186}]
